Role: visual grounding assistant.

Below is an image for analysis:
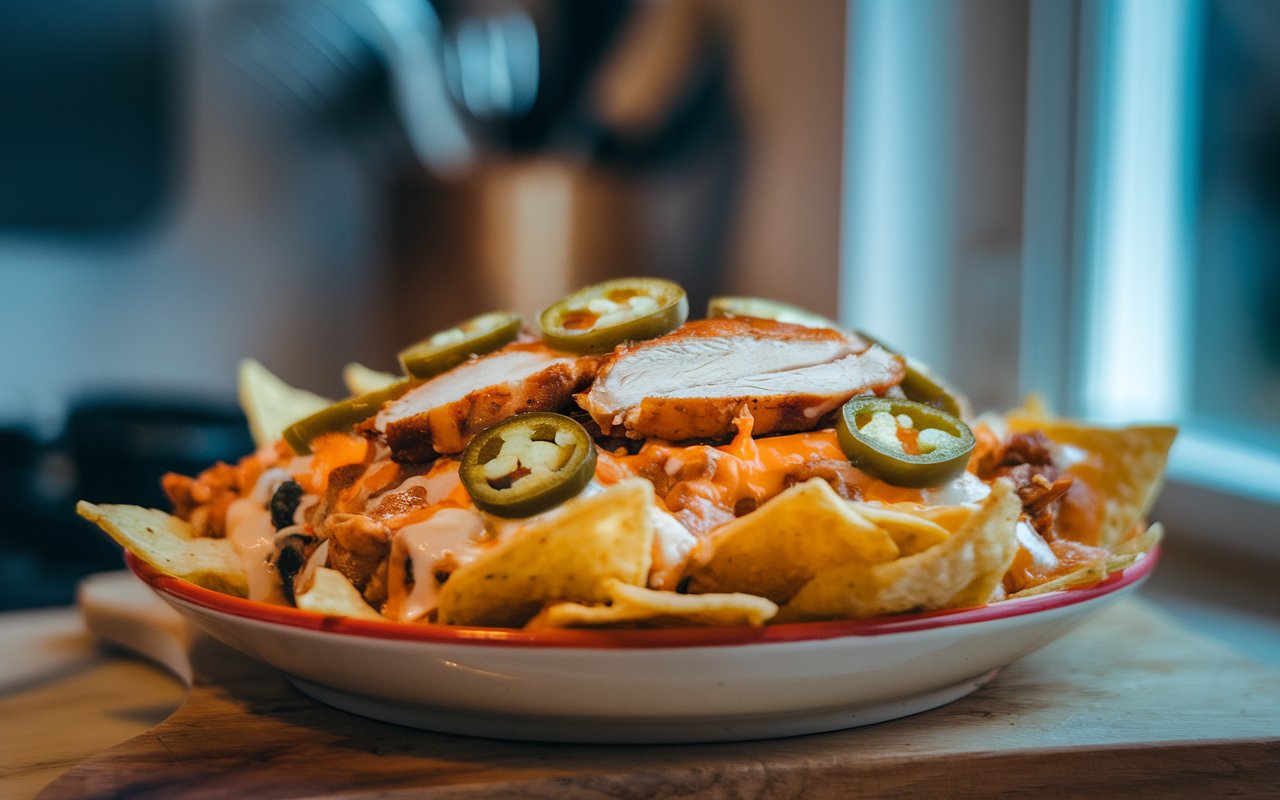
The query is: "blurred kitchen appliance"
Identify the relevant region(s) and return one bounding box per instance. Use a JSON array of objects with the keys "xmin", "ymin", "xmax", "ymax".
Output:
[{"xmin": 215, "ymin": 0, "xmax": 744, "ymax": 344}]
